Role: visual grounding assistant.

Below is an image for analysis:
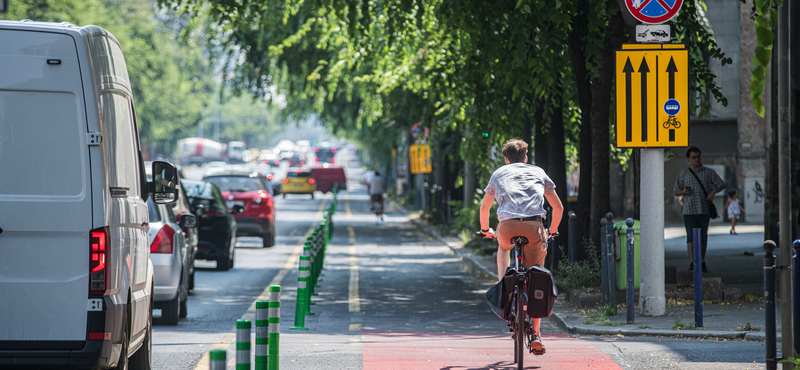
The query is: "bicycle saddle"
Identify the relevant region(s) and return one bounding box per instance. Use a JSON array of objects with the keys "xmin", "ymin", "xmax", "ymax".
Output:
[{"xmin": 510, "ymin": 236, "xmax": 529, "ymax": 245}]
